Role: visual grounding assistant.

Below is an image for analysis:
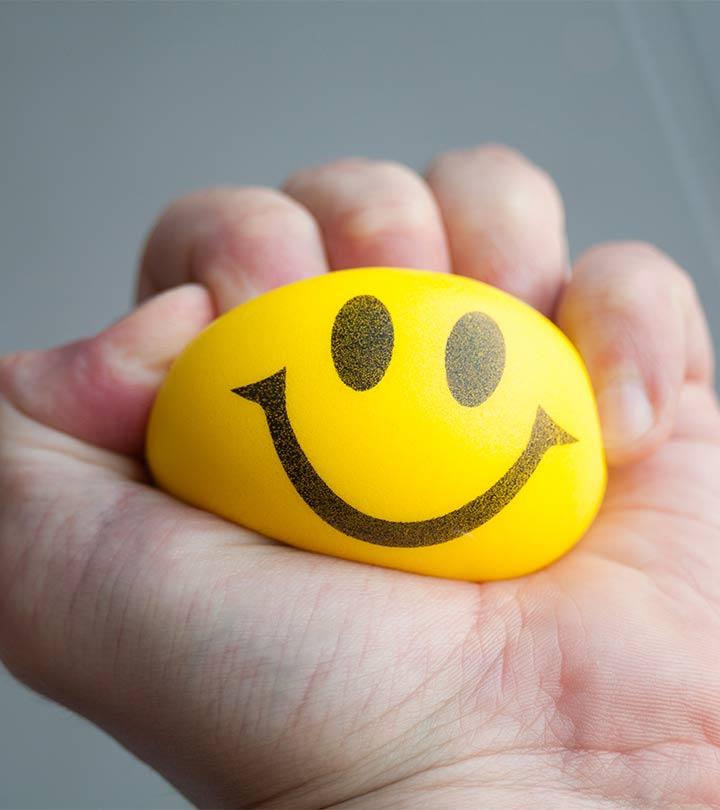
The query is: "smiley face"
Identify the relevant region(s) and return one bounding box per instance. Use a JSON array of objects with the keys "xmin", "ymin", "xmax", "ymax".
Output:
[
  {"xmin": 231, "ymin": 296, "xmax": 577, "ymax": 548},
  {"xmin": 147, "ymin": 268, "xmax": 606, "ymax": 580}
]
